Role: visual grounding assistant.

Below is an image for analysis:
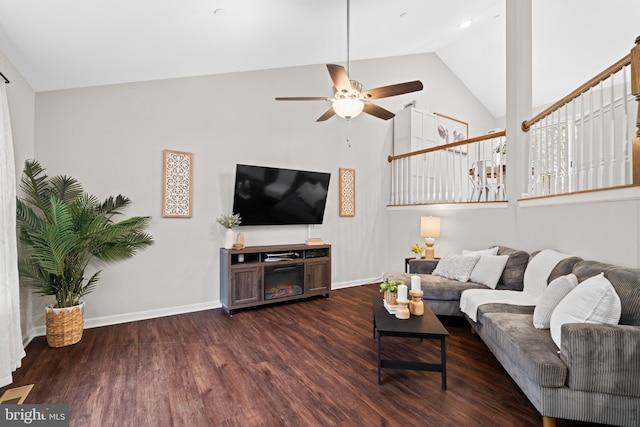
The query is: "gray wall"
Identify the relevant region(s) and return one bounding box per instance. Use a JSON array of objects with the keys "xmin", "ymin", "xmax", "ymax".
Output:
[
  {"xmin": 385, "ymin": 0, "xmax": 640, "ymax": 272},
  {"xmin": 5, "ymin": 41, "xmax": 640, "ymax": 343},
  {"xmin": 385, "ymin": 196, "xmax": 640, "ymax": 273},
  {"xmin": 21, "ymin": 52, "xmax": 494, "ymax": 334}
]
